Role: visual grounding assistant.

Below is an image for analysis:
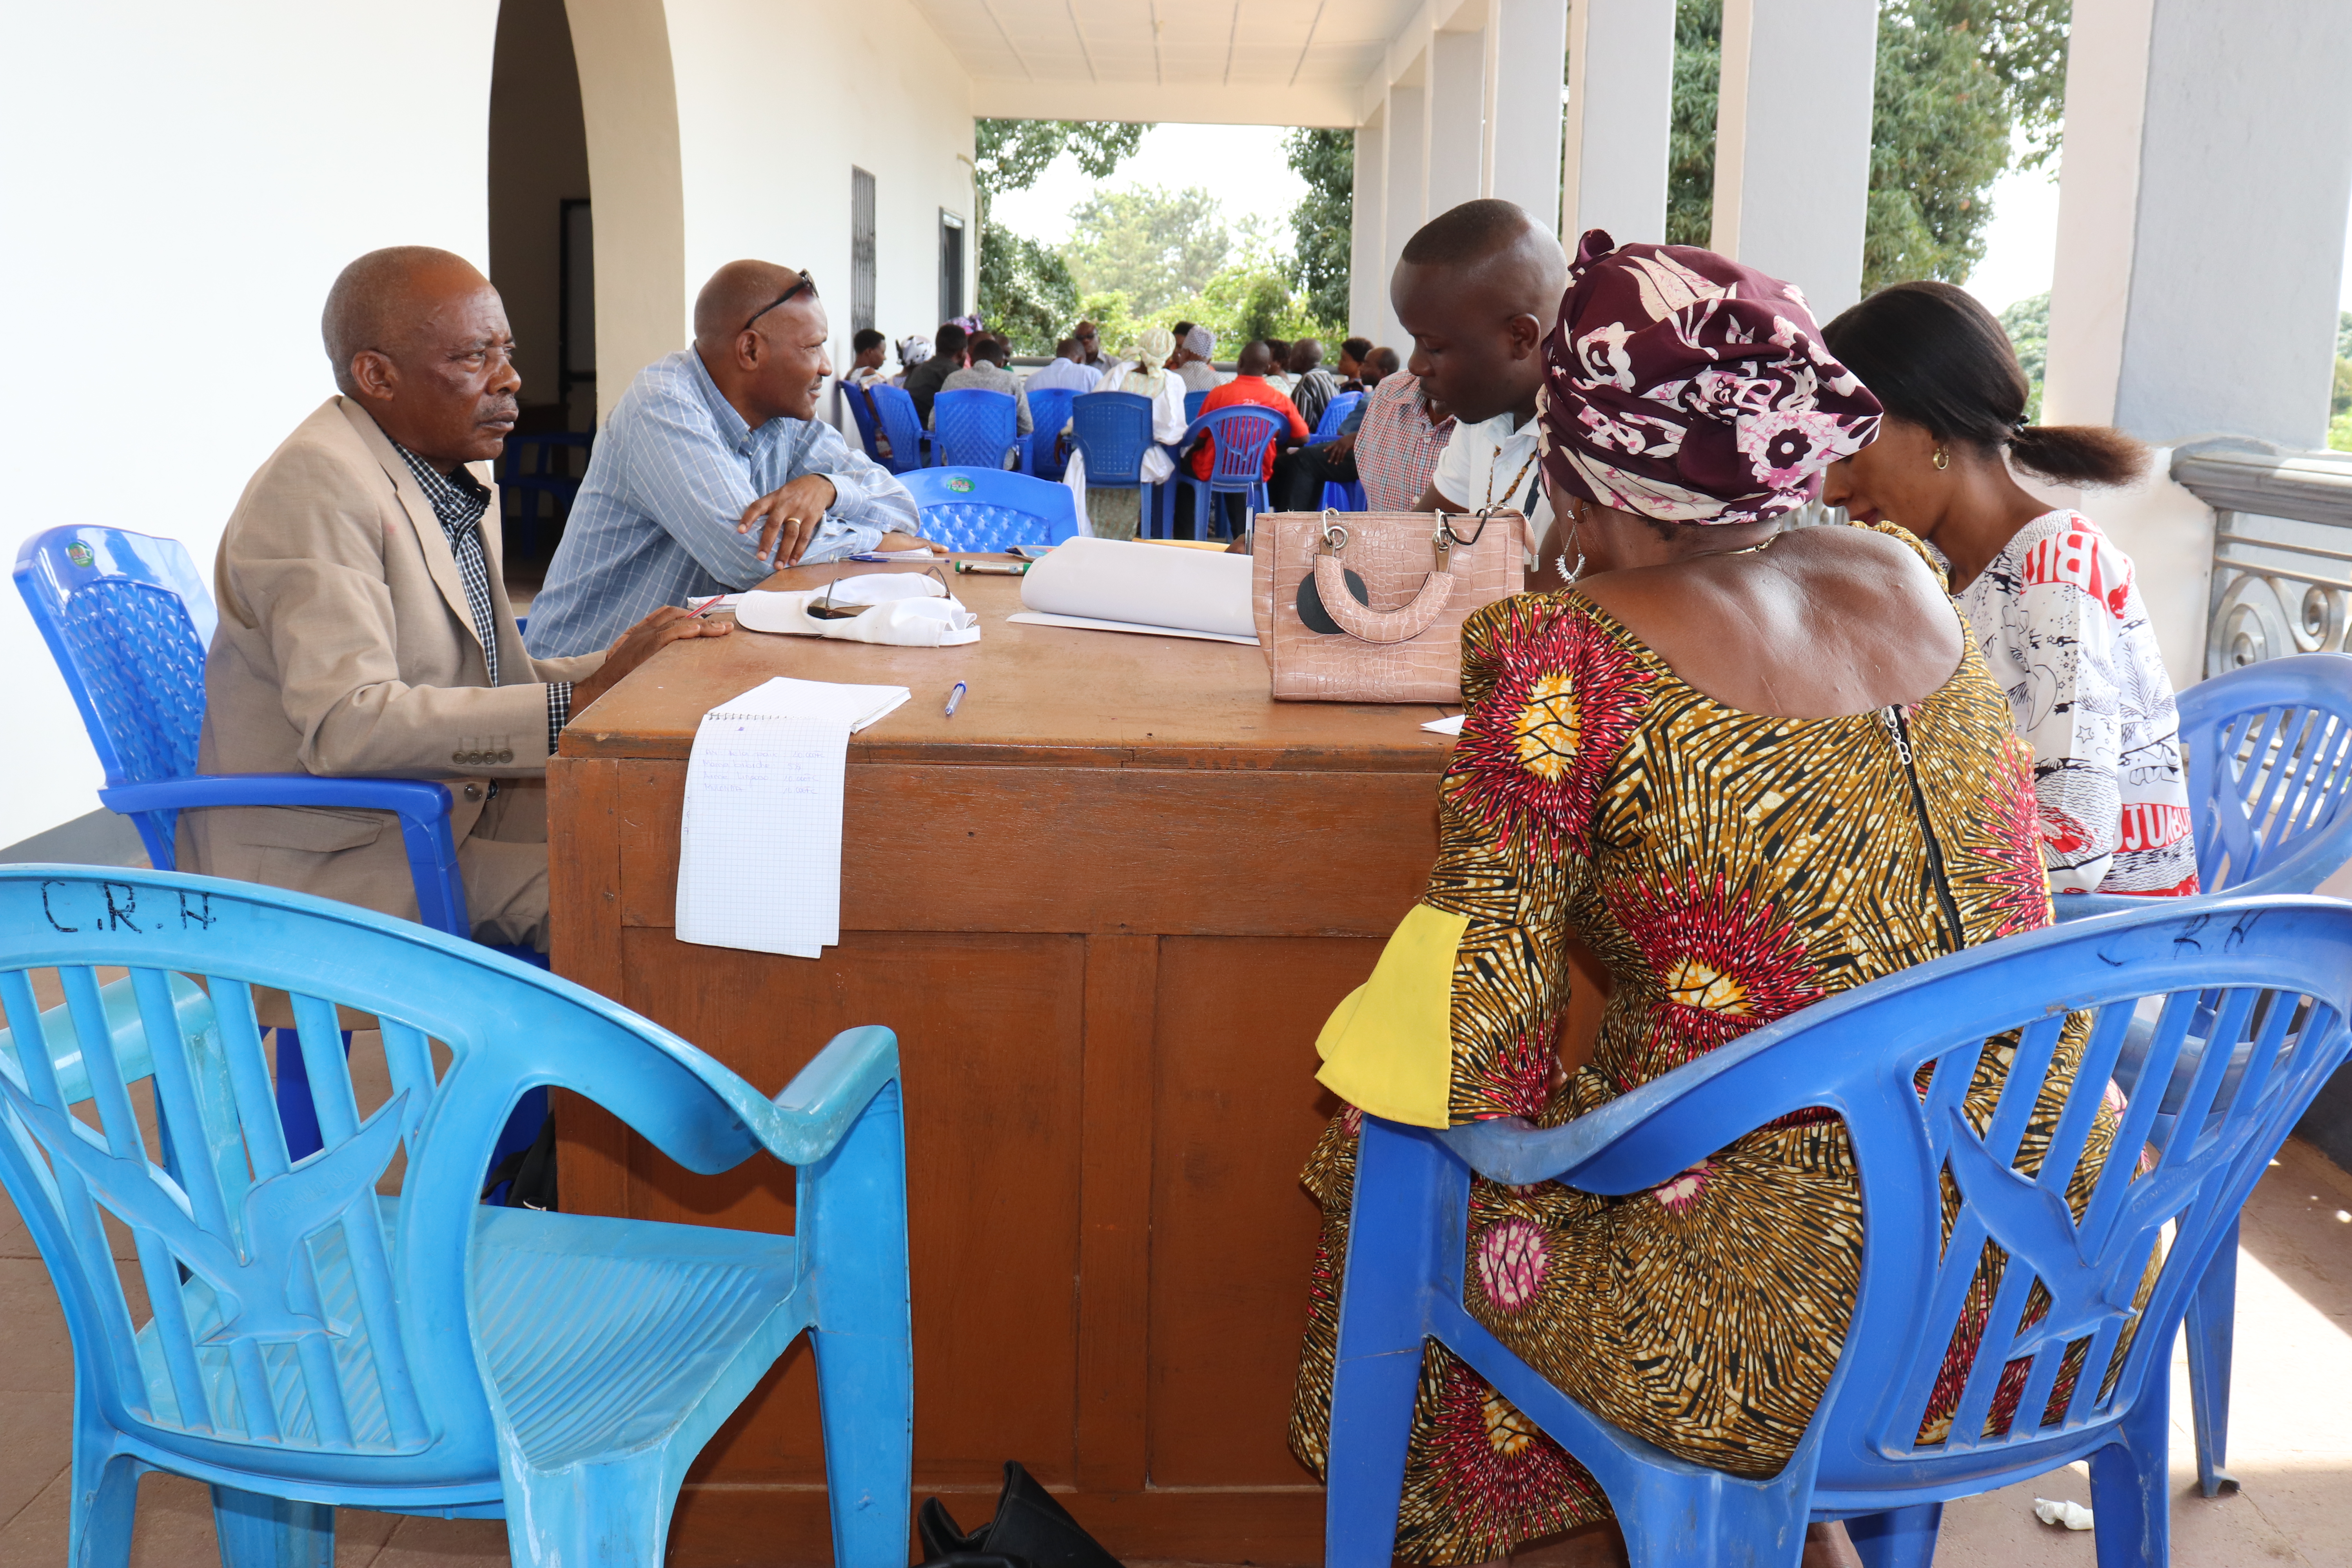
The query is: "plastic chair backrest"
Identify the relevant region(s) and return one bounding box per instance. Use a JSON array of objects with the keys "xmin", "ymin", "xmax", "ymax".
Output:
[
  {"xmin": 0, "ymin": 865, "xmax": 846, "ymax": 1489},
  {"xmin": 1184, "ymin": 390, "xmax": 1208, "ymax": 423},
  {"xmin": 1198, "ymin": 406, "xmax": 1283, "ymax": 487},
  {"xmin": 1312, "ymin": 390, "xmax": 1363, "ymax": 442},
  {"xmin": 931, "ymin": 389, "xmax": 1020, "ymax": 468},
  {"xmin": 1024, "ymin": 387, "xmax": 1080, "ymax": 475},
  {"xmin": 897, "ymin": 468, "xmax": 1083, "ymax": 551},
  {"xmin": 841, "ymin": 380, "xmax": 885, "ymax": 461},
  {"xmin": 2179, "ymin": 652, "xmax": 2352, "ymax": 895},
  {"xmin": 867, "ymin": 385, "xmax": 929, "ymax": 474},
  {"xmin": 14, "ymin": 526, "xmax": 216, "ymax": 798},
  {"xmin": 1069, "ymin": 392, "xmax": 1154, "ymax": 486},
  {"xmin": 1386, "ymin": 897, "xmax": 2352, "ymax": 1521}
]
